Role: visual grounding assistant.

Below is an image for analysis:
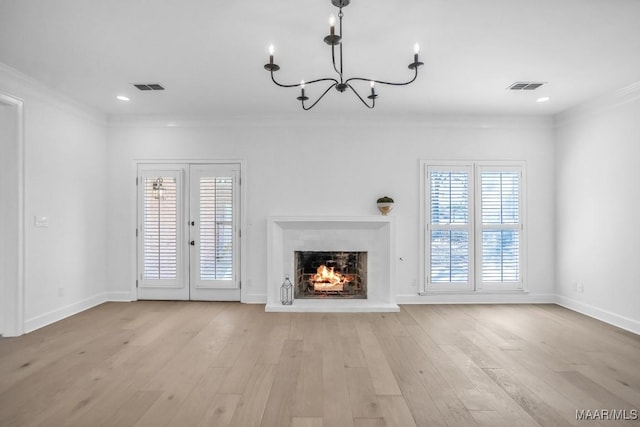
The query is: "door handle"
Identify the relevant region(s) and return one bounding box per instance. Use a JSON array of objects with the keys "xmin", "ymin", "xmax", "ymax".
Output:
[{"xmin": 190, "ymin": 240, "xmax": 195, "ymax": 246}]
